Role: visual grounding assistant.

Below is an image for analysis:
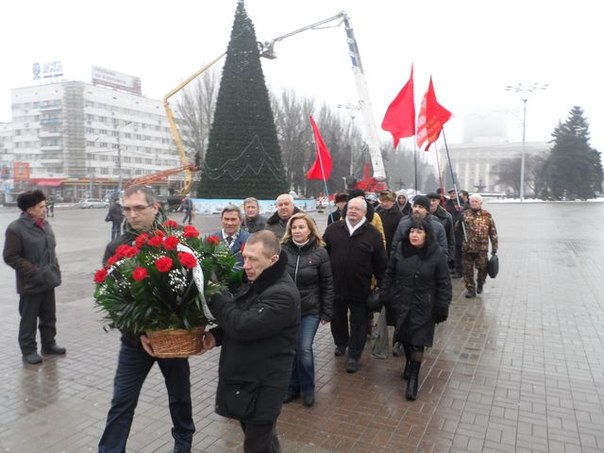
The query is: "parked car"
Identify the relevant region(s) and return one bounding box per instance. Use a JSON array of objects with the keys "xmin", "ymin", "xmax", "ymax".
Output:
[{"xmin": 76, "ymin": 198, "xmax": 108, "ymax": 209}]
